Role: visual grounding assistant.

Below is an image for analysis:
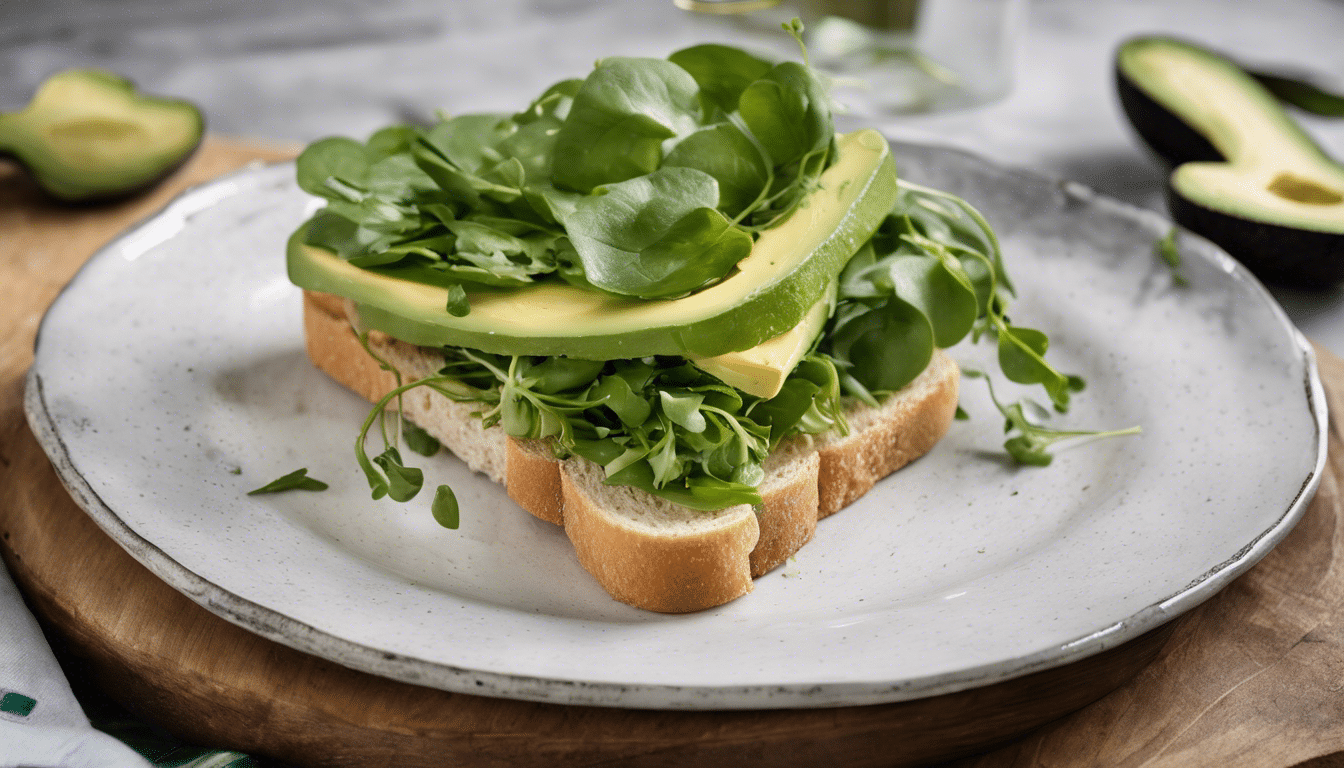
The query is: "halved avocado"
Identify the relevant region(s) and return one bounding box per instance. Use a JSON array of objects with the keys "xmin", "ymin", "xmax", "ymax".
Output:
[
  {"xmin": 0, "ymin": 70, "xmax": 204, "ymax": 202},
  {"xmin": 1117, "ymin": 36, "xmax": 1344, "ymax": 286},
  {"xmin": 288, "ymin": 129, "xmax": 898, "ymax": 360}
]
